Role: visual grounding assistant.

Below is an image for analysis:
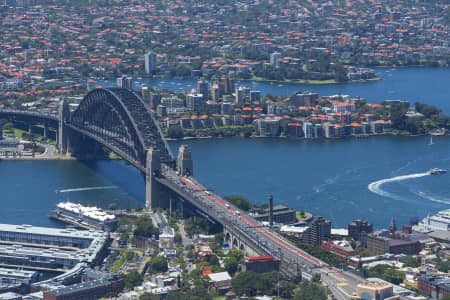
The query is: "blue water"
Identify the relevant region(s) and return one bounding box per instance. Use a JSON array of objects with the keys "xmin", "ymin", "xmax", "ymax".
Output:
[
  {"xmin": 0, "ymin": 68, "xmax": 449, "ymax": 229},
  {"xmin": 1, "ymin": 136, "xmax": 449, "ymax": 229},
  {"xmin": 96, "ymin": 67, "xmax": 450, "ymax": 113}
]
